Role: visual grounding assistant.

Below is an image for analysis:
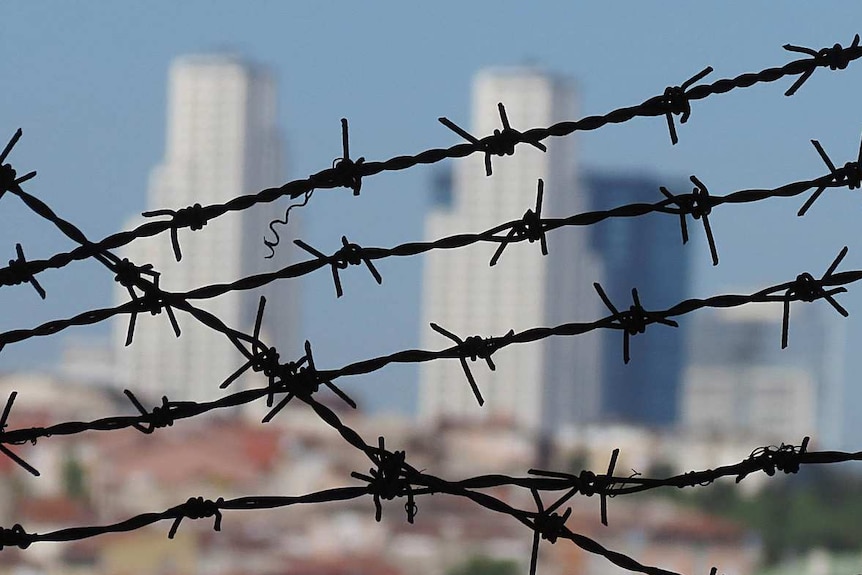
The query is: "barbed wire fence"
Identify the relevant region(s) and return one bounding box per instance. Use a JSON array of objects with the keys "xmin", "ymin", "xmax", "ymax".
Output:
[{"xmin": 1, "ymin": 35, "xmax": 862, "ymax": 575}]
